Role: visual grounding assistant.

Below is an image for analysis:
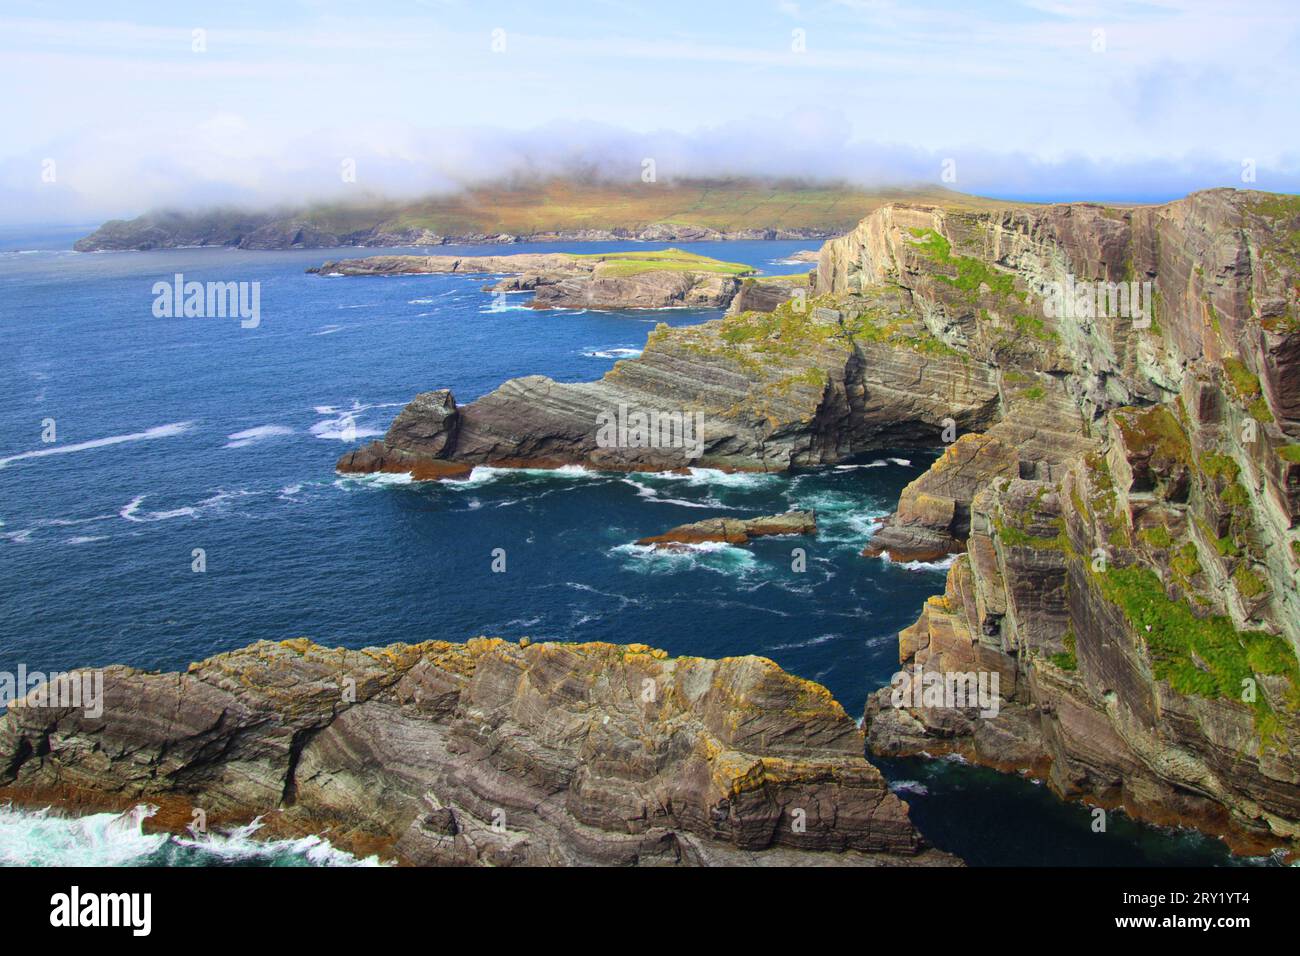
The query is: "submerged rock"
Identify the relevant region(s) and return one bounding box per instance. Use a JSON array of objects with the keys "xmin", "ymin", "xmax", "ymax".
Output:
[{"xmin": 0, "ymin": 638, "xmax": 955, "ymax": 867}]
